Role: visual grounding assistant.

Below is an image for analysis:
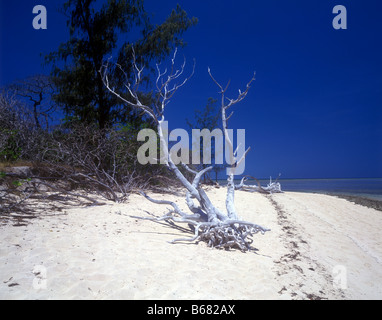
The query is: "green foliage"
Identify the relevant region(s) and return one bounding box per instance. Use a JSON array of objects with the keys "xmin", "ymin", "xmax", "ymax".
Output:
[
  {"xmin": 187, "ymin": 97, "xmax": 220, "ymax": 131},
  {"xmin": 0, "ymin": 129, "xmax": 22, "ymax": 162},
  {"xmin": 10, "ymin": 178, "xmax": 31, "ymax": 188},
  {"xmin": 187, "ymin": 98, "xmax": 224, "ymax": 182},
  {"xmin": 0, "ymin": 171, "xmax": 6, "ymax": 179},
  {"xmin": 120, "ymin": 4, "xmax": 198, "ymax": 67},
  {"xmin": 46, "ymin": 0, "xmax": 197, "ymax": 130},
  {"xmin": 12, "ymin": 180, "xmax": 23, "ymax": 187}
]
